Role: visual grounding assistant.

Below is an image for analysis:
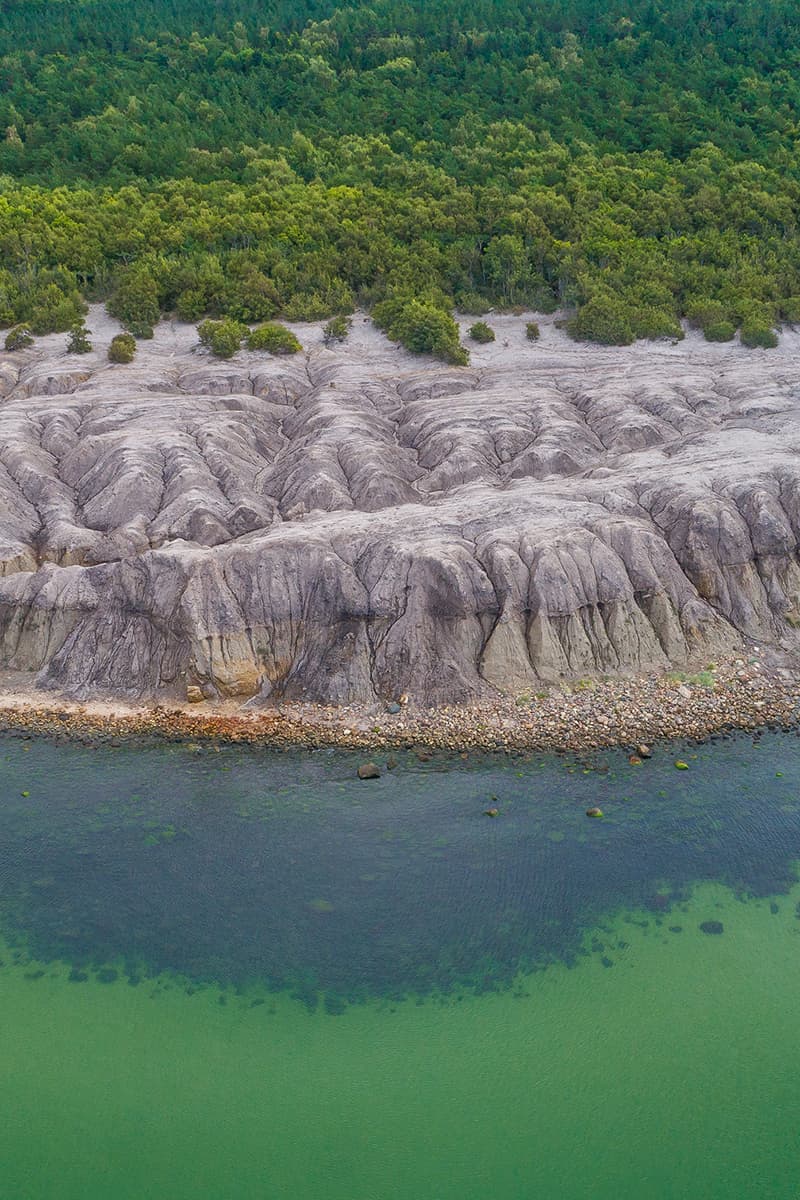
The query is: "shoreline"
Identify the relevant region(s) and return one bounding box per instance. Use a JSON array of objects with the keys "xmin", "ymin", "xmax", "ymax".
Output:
[{"xmin": 0, "ymin": 660, "xmax": 797, "ymax": 753}]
